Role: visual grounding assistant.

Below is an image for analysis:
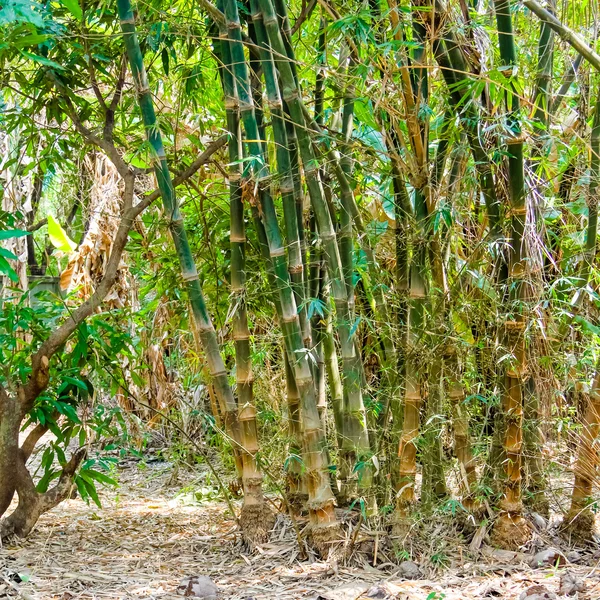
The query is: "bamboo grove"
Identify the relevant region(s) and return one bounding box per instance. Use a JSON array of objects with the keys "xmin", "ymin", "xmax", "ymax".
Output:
[{"xmin": 2, "ymin": 0, "xmax": 600, "ymax": 558}]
